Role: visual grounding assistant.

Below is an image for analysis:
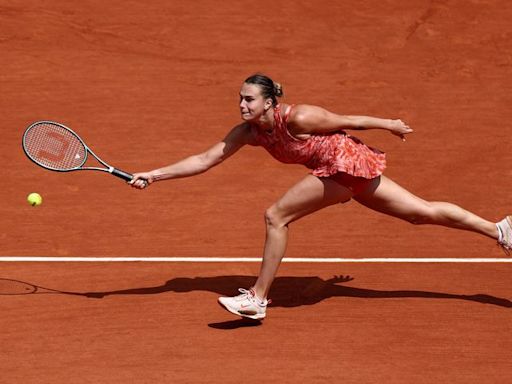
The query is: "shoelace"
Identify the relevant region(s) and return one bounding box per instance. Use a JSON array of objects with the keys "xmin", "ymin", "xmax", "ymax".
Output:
[
  {"xmin": 236, "ymin": 288, "xmax": 252, "ymax": 298},
  {"xmin": 235, "ymin": 288, "xmax": 271, "ymax": 305}
]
